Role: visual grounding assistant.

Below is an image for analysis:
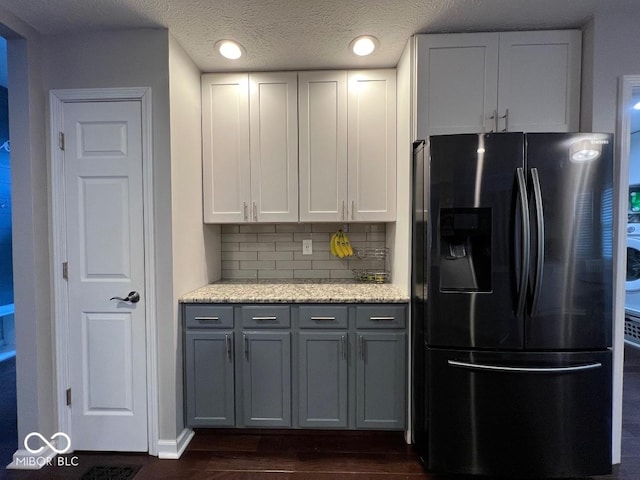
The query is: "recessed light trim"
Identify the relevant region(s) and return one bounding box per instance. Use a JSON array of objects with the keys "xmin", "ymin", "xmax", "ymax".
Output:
[
  {"xmin": 215, "ymin": 39, "xmax": 244, "ymax": 60},
  {"xmin": 350, "ymin": 35, "xmax": 378, "ymax": 56}
]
